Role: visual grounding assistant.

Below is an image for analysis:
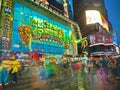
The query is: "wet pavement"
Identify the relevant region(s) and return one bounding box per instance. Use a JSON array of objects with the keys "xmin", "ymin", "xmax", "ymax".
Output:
[{"xmin": 2, "ymin": 64, "xmax": 118, "ymax": 90}]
